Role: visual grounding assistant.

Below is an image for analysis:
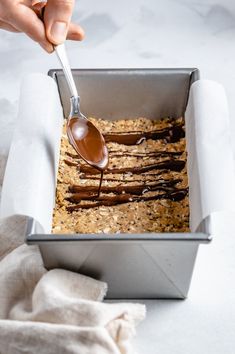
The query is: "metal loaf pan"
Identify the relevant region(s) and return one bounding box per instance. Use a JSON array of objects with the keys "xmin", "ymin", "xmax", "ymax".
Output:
[{"xmin": 26, "ymin": 68, "xmax": 211, "ymax": 299}]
